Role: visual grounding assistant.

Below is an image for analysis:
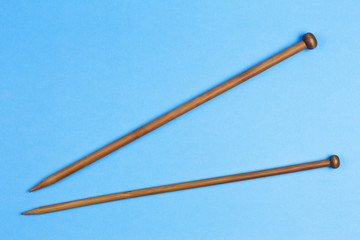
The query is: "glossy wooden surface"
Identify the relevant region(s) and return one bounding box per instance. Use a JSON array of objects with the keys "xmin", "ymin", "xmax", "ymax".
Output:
[
  {"xmin": 23, "ymin": 155, "xmax": 338, "ymax": 214},
  {"xmin": 30, "ymin": 33, "xmax": 317, "ymax": 192}
]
